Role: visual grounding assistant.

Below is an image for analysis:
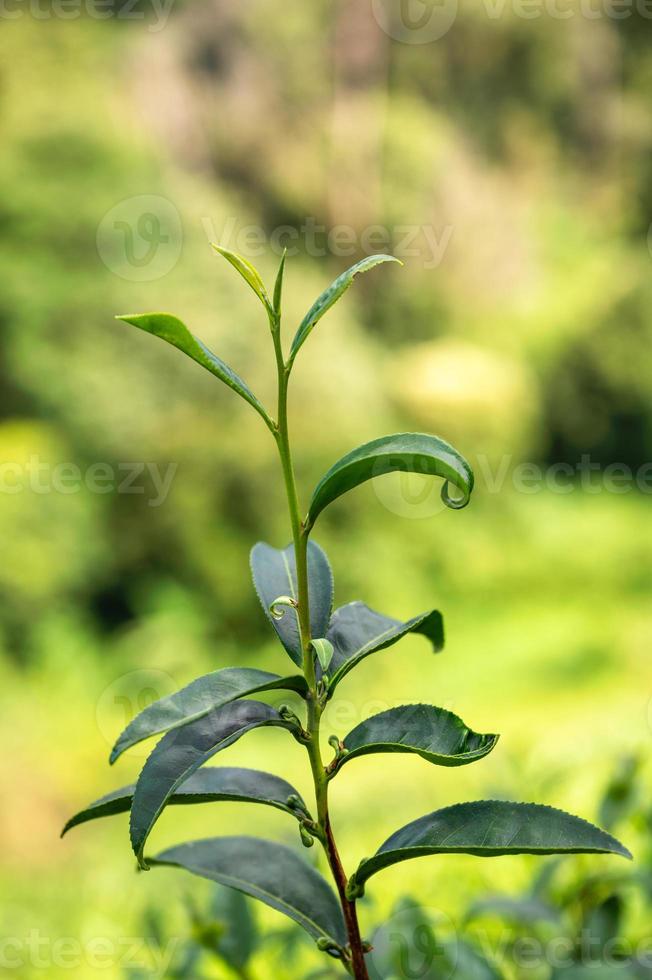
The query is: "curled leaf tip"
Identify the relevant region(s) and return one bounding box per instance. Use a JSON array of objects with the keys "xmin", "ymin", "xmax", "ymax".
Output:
[
  {"xmin": 441, "ymin": 479, "xmax": 472, "ymax": 511},
  {"xmin": 269, "ymin": 595, "xmax": 298, "ymax": 620},
  {"xmin": 345, "ymin": 875, "xmax": 364, "ymax": 901}
]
